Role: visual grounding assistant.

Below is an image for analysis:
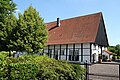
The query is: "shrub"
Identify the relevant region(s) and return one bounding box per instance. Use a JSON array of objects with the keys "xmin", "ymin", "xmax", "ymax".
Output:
[
  {"xmin": 112, "ymin": 55, "xmax": 117, "ymax": 61},
  {"xmin": 0, "ymin": 52, "xmax": 86, "ymax": 80},
  {"xmin": 0, "ymin": 51, "xmax": 9, "ymax": 79},
  {"xmin": 72, "ymin": 64, "xmax": 86, "ymax": 80},
  {"xmin": 117, "ymin": 56, "xmax": 120, "ymax": 59}
]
